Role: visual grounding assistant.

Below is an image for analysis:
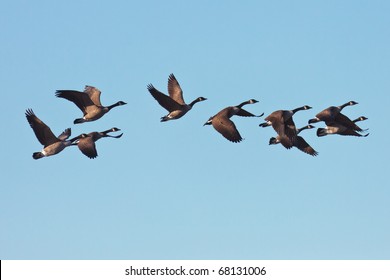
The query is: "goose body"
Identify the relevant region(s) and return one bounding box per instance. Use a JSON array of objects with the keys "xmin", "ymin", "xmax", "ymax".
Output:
[
  {"xmin": 147, "ymin": 74, "xmax": 207, "ymax": 121},
  {"xmin": 73, "ymin": 128, "xmax": 123, "ymax": 159},
  {"xmin": 259, "ymin": 105, "xmax": 312, "ymax": 145},
  {"xmin": 317, "ymin": 116, "xmax": 369, "ymax": 137},
  {"xmin": 55, "ymin": 86, "xmax": 127, "ymax": 124},
  {"xmin": 308, "ymin": 101, "xmax": 363, "ymax": 132},
  {"xmin": 269, "ymin": 125, "xmax": 318, "ymax": 156},
  {"xmin": 204, "ymin": 99, "xmax": 261, "ymax": 143},
  {"xmin": 25, "ymin": 109, "xmax": 84, "ymax": 159}
]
